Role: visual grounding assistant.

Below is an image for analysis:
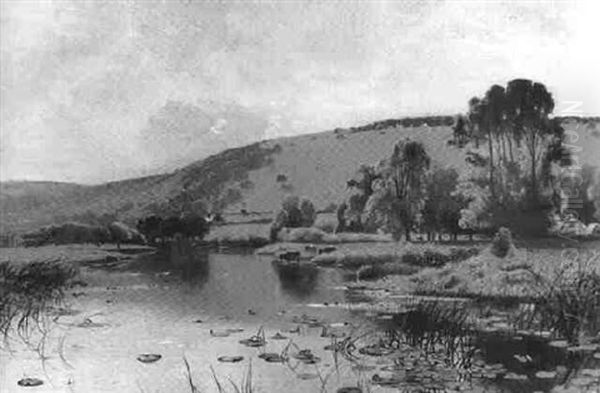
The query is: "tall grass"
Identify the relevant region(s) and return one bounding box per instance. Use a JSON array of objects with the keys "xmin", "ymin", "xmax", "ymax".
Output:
[
  {"xmin": 210, "ymin": 361, "xmax": 254, "ymax": 393},
  {"xmin": 391, "ymin": 301, "xmax": 476, "ymax": 370},
  {"xmin": 0, "ymin": 260, "xmax": 77, "ymax": 349},
  {"xmin": 526, "ymin": 257, "xmax": 600, "ymax": 345}
]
